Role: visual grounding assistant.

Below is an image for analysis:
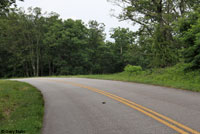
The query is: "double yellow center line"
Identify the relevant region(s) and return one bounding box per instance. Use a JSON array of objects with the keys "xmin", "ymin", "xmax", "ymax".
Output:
[{"xmin": 48, "ymin": 79, "xmax": 200, "ymax": 134}]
